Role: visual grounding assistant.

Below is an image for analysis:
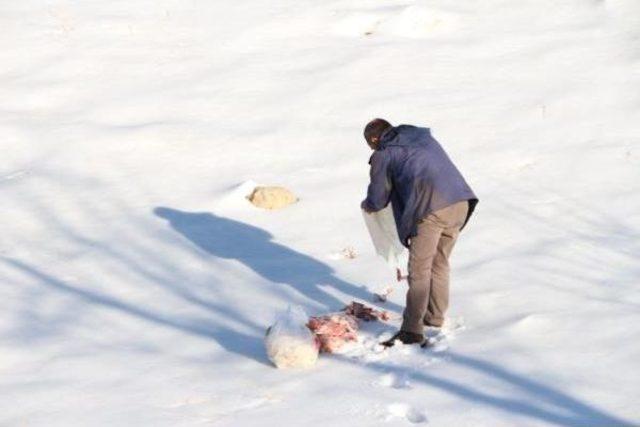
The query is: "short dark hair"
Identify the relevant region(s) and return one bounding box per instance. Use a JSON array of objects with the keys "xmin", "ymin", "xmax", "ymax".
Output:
[{"xmin": 364, "ymin": 118, "xmax": 392, "ymax": 145}]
